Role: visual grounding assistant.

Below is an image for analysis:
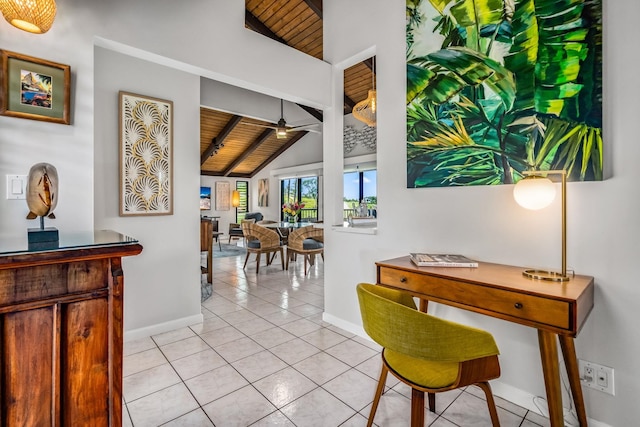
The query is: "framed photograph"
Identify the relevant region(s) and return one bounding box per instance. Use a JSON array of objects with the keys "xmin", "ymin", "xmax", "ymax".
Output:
[
  {"xmin": 258, "ymin": 178, "xmax": 268, "ymax": 207},
  {"xmin": 119, "ymin": 91, "xmax": 173, "ymax": 216},
  {"xmin": 200, "ymin": 186, "xmax": 211, "ymax": 210},
  {"xmin": 215, "ymin": 181, "xmax": 230, "ymax": 211},
  {"xmin": 0, "ymin": 50, "xmax": 70, "ymax": 124}
]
